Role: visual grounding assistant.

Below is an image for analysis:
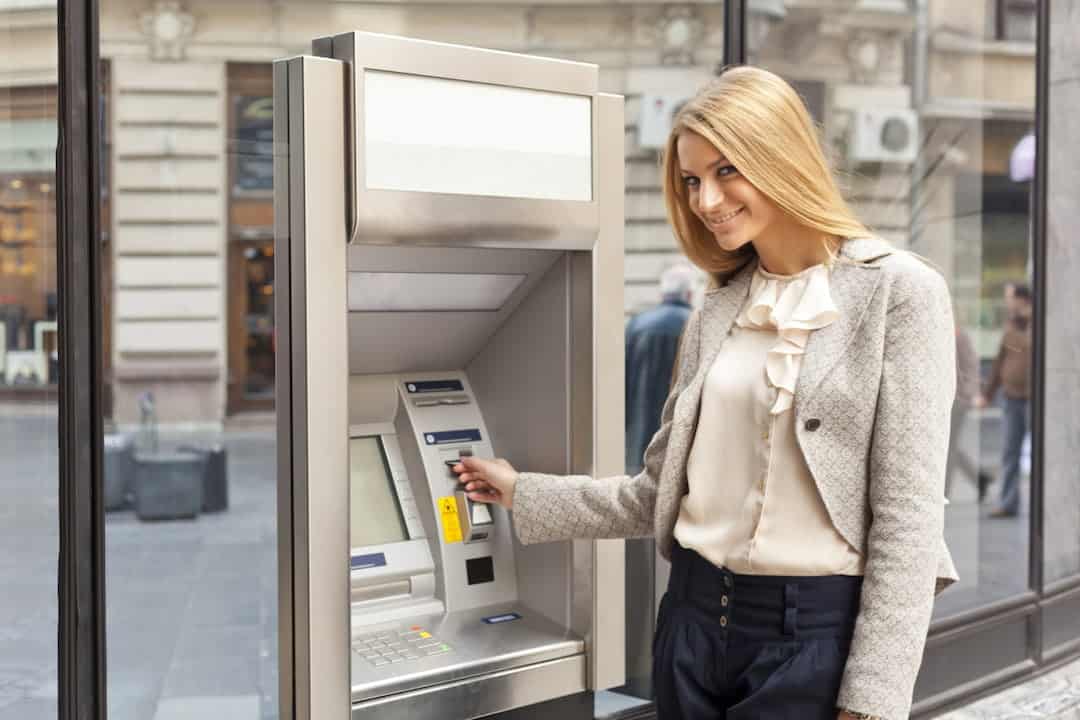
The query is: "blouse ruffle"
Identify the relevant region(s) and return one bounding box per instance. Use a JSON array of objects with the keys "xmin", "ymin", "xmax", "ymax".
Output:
[{"xmin": 735, "ymin": 263, "xmax": 839, "ymax": 415}]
